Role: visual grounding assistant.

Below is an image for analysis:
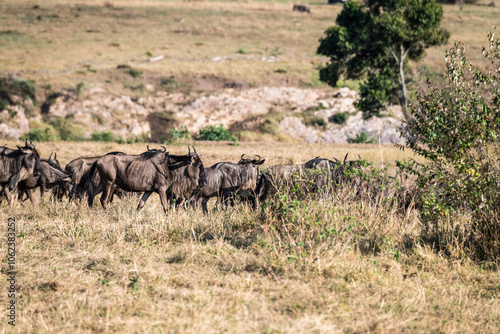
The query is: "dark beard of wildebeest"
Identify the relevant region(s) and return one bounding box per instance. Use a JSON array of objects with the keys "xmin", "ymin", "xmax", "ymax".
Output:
[
  {"xmin": 86, "ymin": 146, "xmax": 206, "ymax": 214},
  {"xmin": 194, "ymin": 154, "xmax": 265, "ymax": 213},
  {"xmin": 17, "ymin": 155, "xmax": 72, "ymax": 203},
  {"xmin": 63, "ymin": 151, "xmax": 126, "ymax": 201},
  {"xmin": 0, "ymin": 139, "xmax": 41, "ymax": 205}
]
